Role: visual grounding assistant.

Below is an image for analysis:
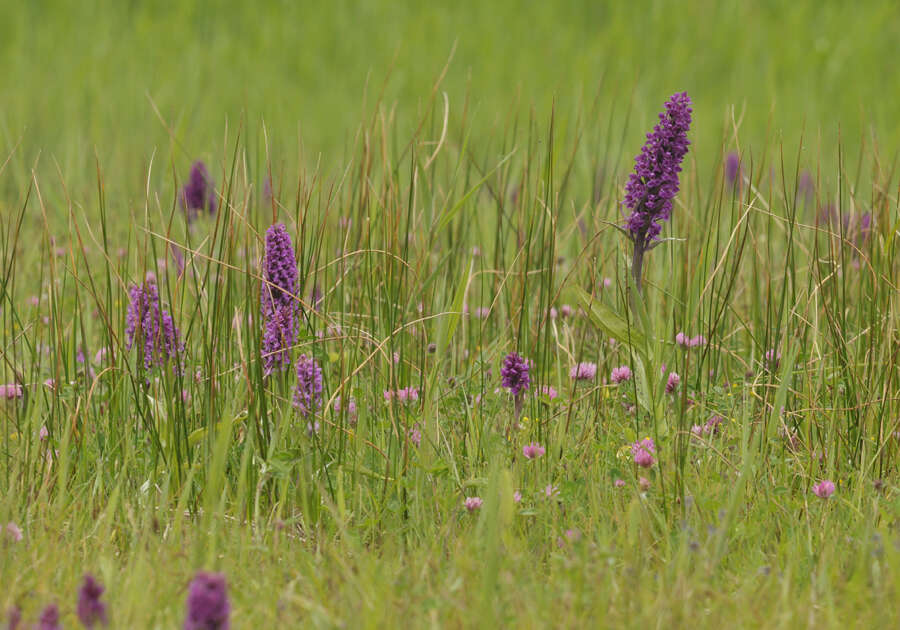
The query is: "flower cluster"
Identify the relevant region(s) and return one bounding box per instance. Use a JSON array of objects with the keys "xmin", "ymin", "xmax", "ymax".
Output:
[
  {"xmin": 501, "ymin": 352, "xmax": 531, "ymax": 396},
  {"xmin": 180, "ymin": 161, "xmax": 217, "ymax": 221},
  {"xmin": 384, "ymin": 387, "xmax": 420, "ymax": 404},
  {"xmin": 522, "ymin": 442, "xmax": 545, "ymax": 460},
  {"xmin": 632, "ymin": 438, "xmax": 656, "ymax": 468},
  {"xmin": 624, "ymin": 92, "xmax": 693, "ymax": 245},
  {"xmin": 126, "ymin": 282, "xmax": 183, "ymax": 369},
  {"xmin": 260, "ymin": 223, "xmax": 298, "ymax": 374},
  {"xmin": 293, "ymin": 354, "xmax": 323, "ymax": 417},
  {"xmin": 569, "ymin": 362, "xmax": 597, "ymax": 381},
  {"xmin": 184, "ymin": 571, "xmax": 230, "ymax": 630},
  {"xmin": 610, "ymin": 366, "xmax": 632, "ymax": 384},
  {"xmin": 675, "ymin": 332, "xmax": 706, "ymax": 348}
]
